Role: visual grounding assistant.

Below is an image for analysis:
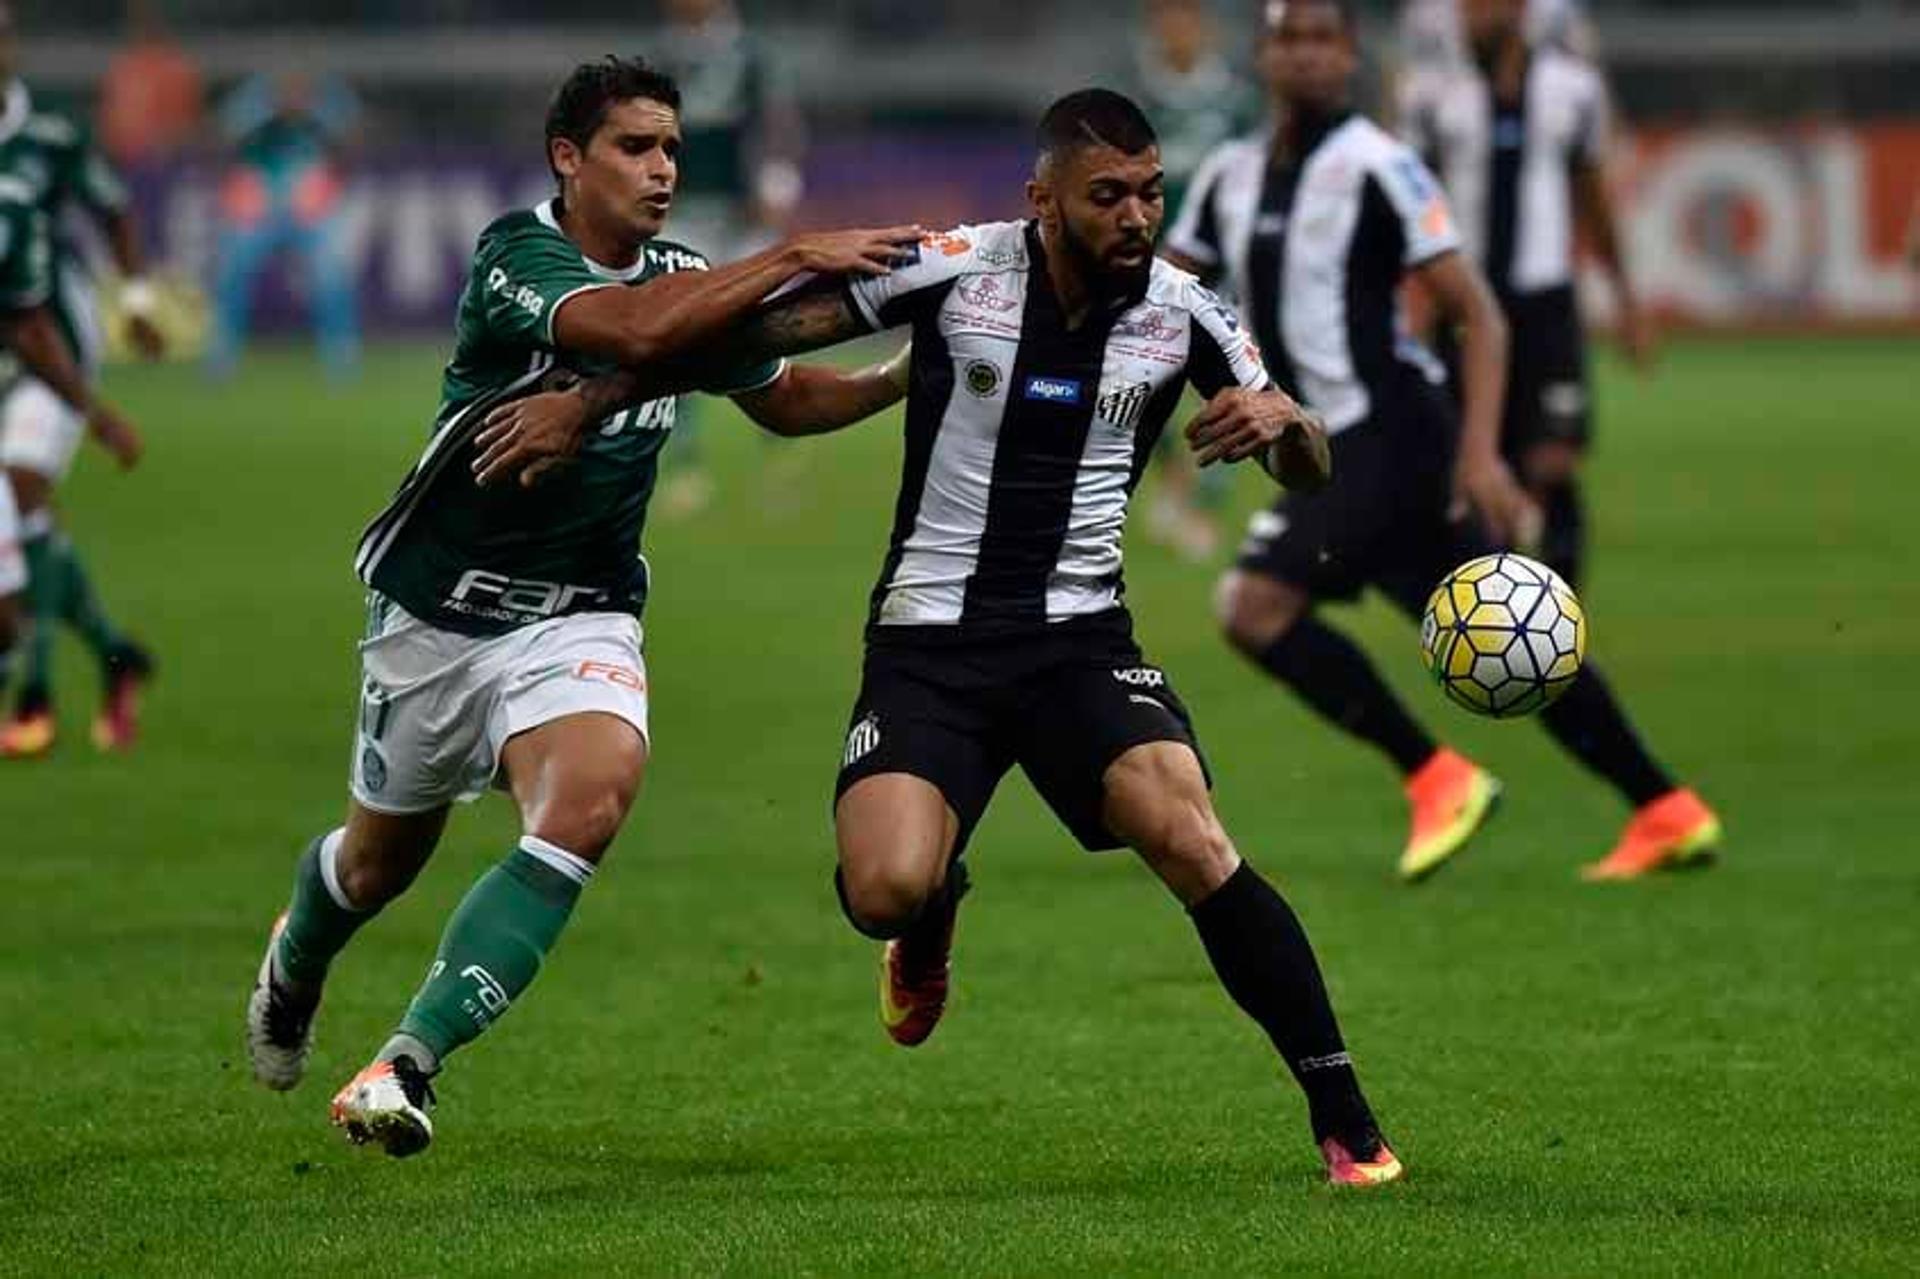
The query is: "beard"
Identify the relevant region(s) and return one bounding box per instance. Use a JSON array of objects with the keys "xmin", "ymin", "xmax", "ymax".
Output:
[{"xmin": 1061, "ymin": 220, "xmax": 1154, "ymax": 308}]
